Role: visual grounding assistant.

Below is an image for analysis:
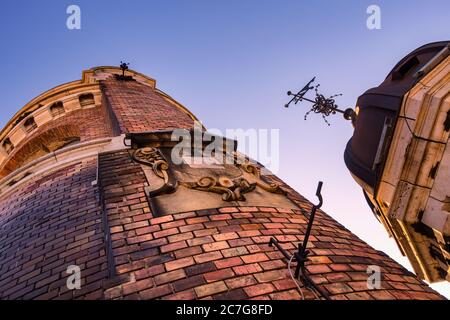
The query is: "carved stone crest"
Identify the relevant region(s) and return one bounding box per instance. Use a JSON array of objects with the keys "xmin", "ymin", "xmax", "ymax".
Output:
[
  {"xmin": 128, "ymin": 131, "xmax": 297, "ymax": 216},
  {"xmin": 133, "ymin": 146, "xmax": 286, "ymax": 202}
]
